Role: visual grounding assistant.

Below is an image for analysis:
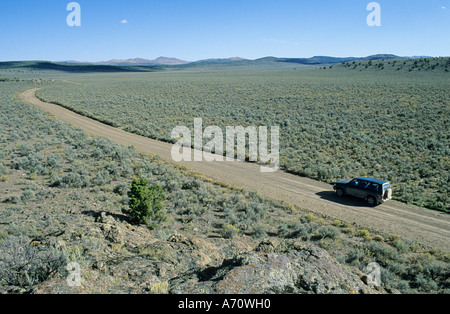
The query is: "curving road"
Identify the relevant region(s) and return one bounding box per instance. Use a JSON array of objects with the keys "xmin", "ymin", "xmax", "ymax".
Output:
[{"xmin": 20, "ymin": 88, "xmax": 450, "ymax": 252}]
